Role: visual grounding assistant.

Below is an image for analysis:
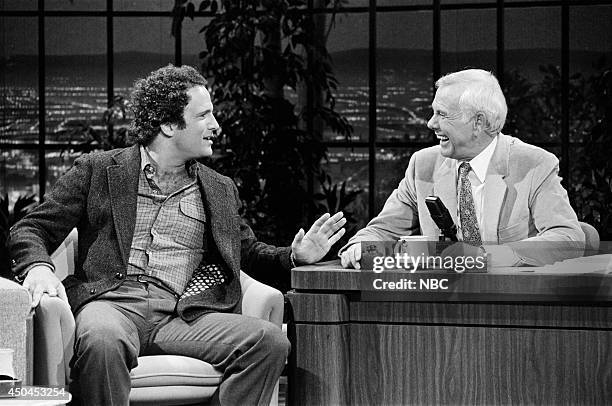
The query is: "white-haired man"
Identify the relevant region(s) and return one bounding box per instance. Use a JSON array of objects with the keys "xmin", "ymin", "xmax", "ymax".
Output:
[{"xmin": 340, "ymin": 68, "xmax": 584, "ymax": 269}]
